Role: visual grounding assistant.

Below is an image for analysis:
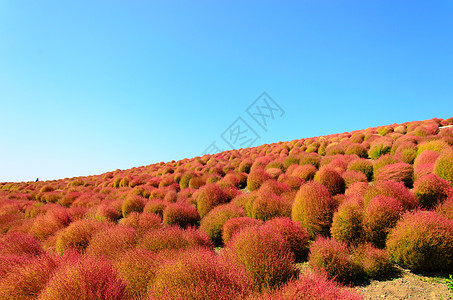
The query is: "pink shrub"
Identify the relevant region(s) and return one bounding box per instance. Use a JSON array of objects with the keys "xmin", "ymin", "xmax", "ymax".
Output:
[
  {"xmin": 0, "ymin": 231, "xmax": 43, "ymax": 256},
  {"xmin": 222, "ymin": 216, "xmax": 263, "ymax": 245},
  {"xmin": 342, "ymin": 170, "xmax": 367, "ymax": 187},
  {"xmin": 308, "ymin": 237, "xmax": 363, "ymax": 283},
  {"xmin": 247, "ymin": 168, "xmax": 272, "ymax": 191},
  {"xmin": 94, "ymin": 202, "xmax": 121, "ymax": 222},
  {"xmin": 30, "ymin": 206, "xmax": 71, "ymax": 241},
  {"xmin": 374, "ymin": 162, "xmax": 414, "ymax": 187},
  {"xmin": 121, "ymin": 211, "xmax": 161, "ymax": 235},
  {"xmin": 196, "ymin": 183, "xmax": 229, "ymax": 217},
  {"xmin": 263, "ymin": 217, "xmax": 310, "ymax": 261},
  {"xmin": 199, "ymin": 203, "xmax": 246, "ymax": 246},
  {"xmin": 364, "ymin": 180, "xmax": 418, "ymax": 210},
  {"xmin": 386, "ymin": 211, "xmax": 453, "ymax": 271},
  {"xmin": 413, "ymin": 150, "xmax": 440, "ymax": 170},
  {"xmin": 86, "ymin": 225, "xmax": 136, "ymax": 259},
  {"xmin": 163, "ymin": 202, "xmax": 200, "ymax": 228},
  {"xmin": 143, "ymin": 198, "xmax": 167, "ymax": 217},
  {"xmin": 0, "ymin": 253, "xmax": 61, "ymax": 300},
  {"xmin": 437, "ymin": 197, "xmax": 453, "ymax": 220},
  {"xmin": 363, "ymin": 195, "xmax": 404, "ymax": 248},
  {"xmin": 314, "ymin": 166, "xmax": 345, "ymax": 195},
  {"xmin": 347, "ymin": 158, "xmax": 373, "ymax": 181},
  {"xmin": 253, "ymin": 271, "xmax": 363, "ymax": 300},
  {"xmin": 292, "ymin": 181, "xmax": 337, "ymax": 238},
  {"xmin": 226, "ymin": 225, "xmax": 297, "ymax": 291},
  {"xmin": 149, "ymin": 247, "xmax": 253, "ymax": 300},
  {"xmin": 345, "ymin": 182, "xmax": 369, "ymax": 198},
  {"xmin": 413, "ymin": 174, "xmax": 453, "ymax": 209},
  {"xmin": 38, "ymin": 255, "xmax": 126, "ymax": 300}
]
